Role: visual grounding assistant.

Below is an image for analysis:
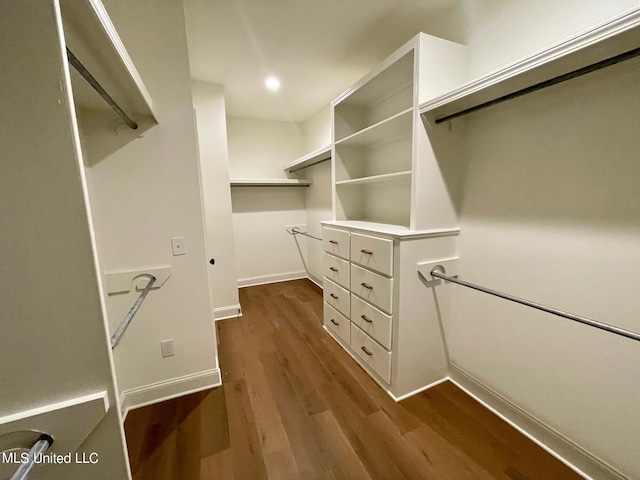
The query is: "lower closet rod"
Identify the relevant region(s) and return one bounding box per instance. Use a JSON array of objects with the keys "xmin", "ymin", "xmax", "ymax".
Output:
[
  {"xmin": 291, "ymin": 227, "xmax": 322, "ymax": 241},
  {"xmin": 111, "ymin": 275, "xmax": 156, "ymax": 349},
  {"xmin": 430, "ymin": 268, "xmax": 640, "ymax": 343}
]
